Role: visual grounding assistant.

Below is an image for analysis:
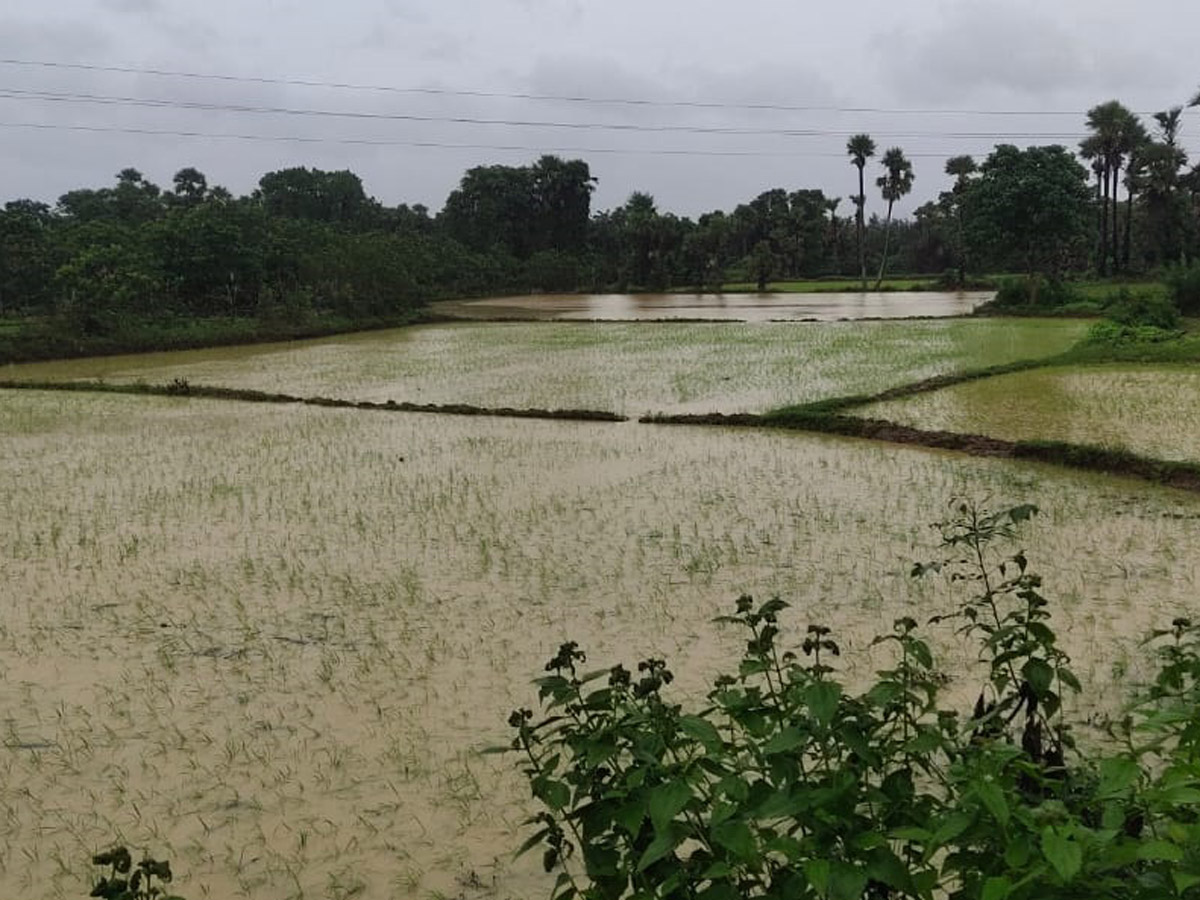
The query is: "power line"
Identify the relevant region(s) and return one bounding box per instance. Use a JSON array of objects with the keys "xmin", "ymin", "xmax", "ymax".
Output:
[
  {"xmin": 0, "ymin": 56, "xmax": 1134, "ymax": 118},
  {"xmin": 0, "ymin": 120, "xmax": 1007, "ymax": 159},
  {"xmin": 0, "ymin": 88, "xmax": 1105, "ymax": 140}
]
